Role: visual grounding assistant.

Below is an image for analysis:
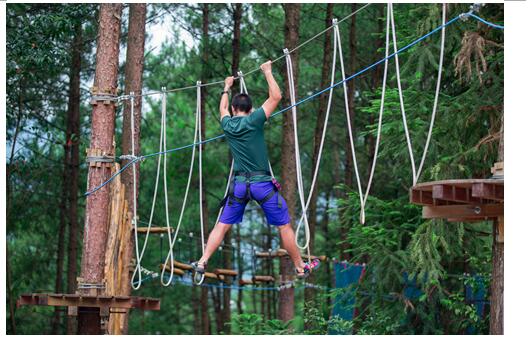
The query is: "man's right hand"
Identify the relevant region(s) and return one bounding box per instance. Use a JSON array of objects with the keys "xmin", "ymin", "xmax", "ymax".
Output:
[
  {"xmin": 260, "ymin": 60, "xmax": 272, "ymax": 74},
  {"xmin": 224, "ymin": 76, "xmax": 234, "ymax": 90}
]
